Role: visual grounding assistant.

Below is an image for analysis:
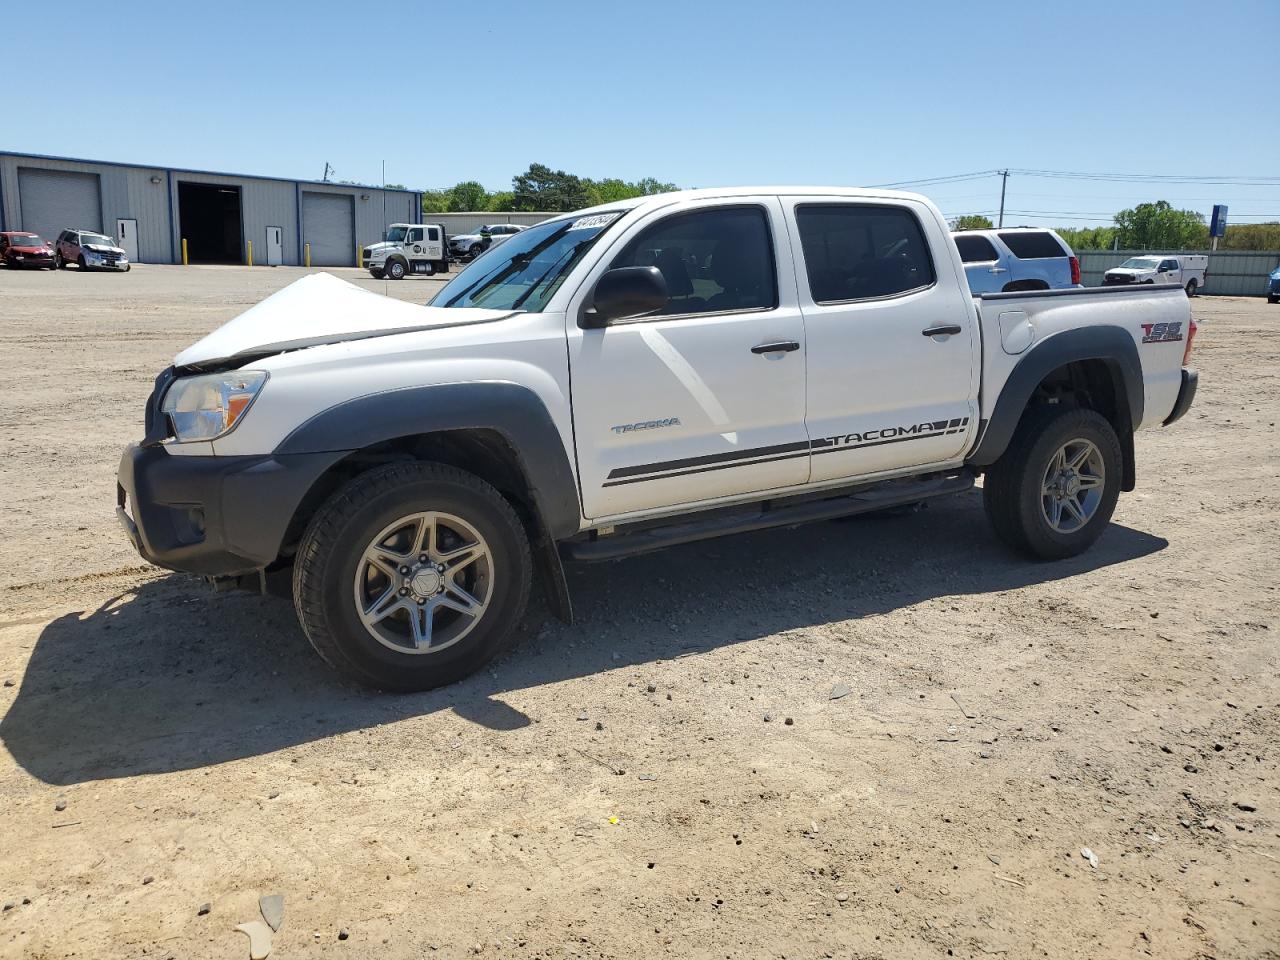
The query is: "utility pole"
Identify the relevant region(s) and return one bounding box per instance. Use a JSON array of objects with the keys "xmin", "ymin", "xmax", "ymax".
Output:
[
  {"xmin": 997, "ymin": 169, "xmax": 1009, "ymax": 228},
  {"xmin": 322, "ymin": 162, "xmax": 333, "ymax": 183}
]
